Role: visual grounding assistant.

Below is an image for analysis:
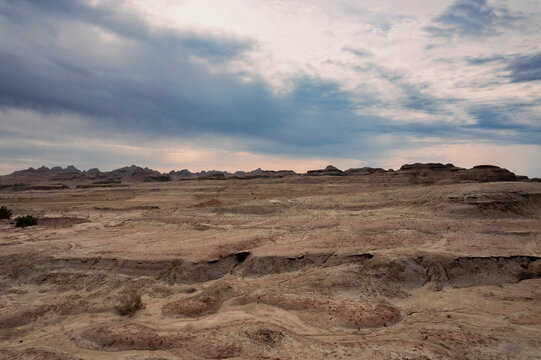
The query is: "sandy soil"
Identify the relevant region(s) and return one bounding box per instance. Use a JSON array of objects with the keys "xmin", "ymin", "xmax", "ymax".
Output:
[{"xmin": 1, "ymin": 177, "xmax": 540, "ymax": 359}]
